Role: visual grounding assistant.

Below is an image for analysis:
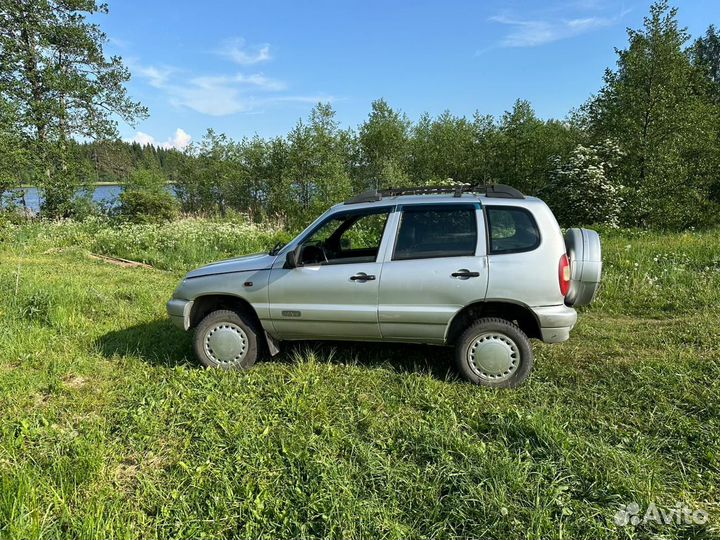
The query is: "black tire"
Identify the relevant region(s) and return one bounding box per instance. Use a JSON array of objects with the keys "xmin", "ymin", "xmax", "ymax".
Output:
[
  {"xmin": 193, "ymin": 309, "xmax": 258, "ymax": 370},
  {"xmin": 455, "ymin": 317, "xmax": 534, "ymax": 388}
]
